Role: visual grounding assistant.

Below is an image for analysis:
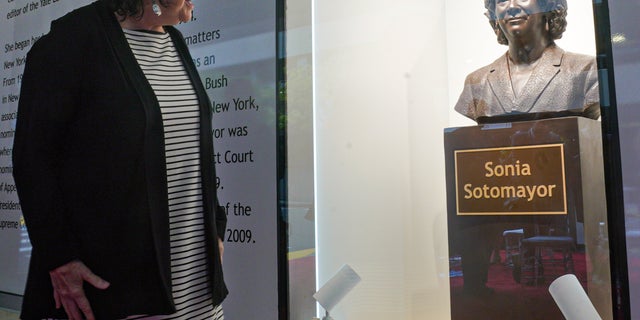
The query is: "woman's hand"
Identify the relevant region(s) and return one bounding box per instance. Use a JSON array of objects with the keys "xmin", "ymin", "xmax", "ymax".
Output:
[
  {"xmin": 49, "ymin": 260, "xmax": 110, "ymax": 320},
  {"xmin": 218, "ymin": 237, "xmax": 224, "ymax": 264}
]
